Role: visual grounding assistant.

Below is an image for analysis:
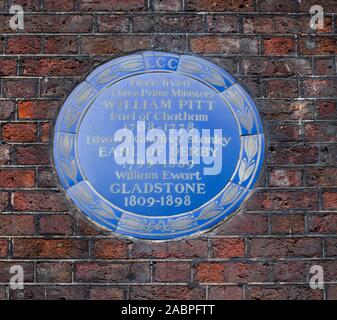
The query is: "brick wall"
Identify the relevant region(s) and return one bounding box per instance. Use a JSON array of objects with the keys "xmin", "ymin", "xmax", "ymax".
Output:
[{"xmin": 0, "ymin": 0, "xmax": 337, "ymax": 300}]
